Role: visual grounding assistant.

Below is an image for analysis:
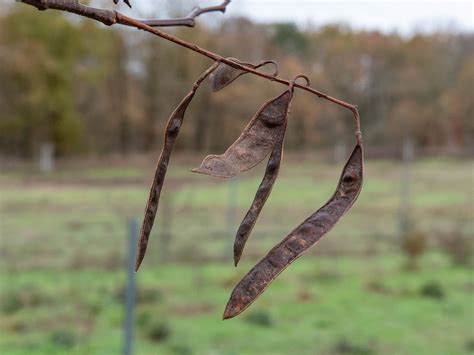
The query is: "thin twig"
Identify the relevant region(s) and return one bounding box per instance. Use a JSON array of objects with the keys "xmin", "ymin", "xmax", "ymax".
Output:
[
  {"xmin": 113, "ymin": 0, "xmax": 131, "ymax": 9},
  {"xmin": 117, "ymin": 13, "xmax": 361, "ymax": 132},
  {"xmin": 18, "ymin": 0, "xmax": 361, "ymax": 132},
  {"xmin": 143, "ymin": 0, "xmax": 231, "ymax": 27}
]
